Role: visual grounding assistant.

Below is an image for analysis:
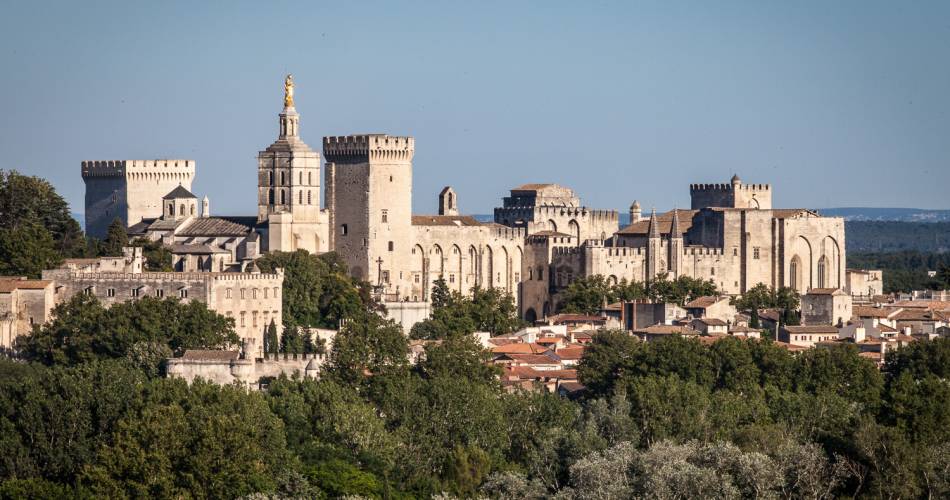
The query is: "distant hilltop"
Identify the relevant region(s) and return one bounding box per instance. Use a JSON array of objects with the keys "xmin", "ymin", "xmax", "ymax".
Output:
[
  {"xmin": 817, "ymin": 207, "xmax": 950, "ymax": 222},
  {"xmin": 475, "ymin": 207, "xmax": 950, "ymax": 226}
]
